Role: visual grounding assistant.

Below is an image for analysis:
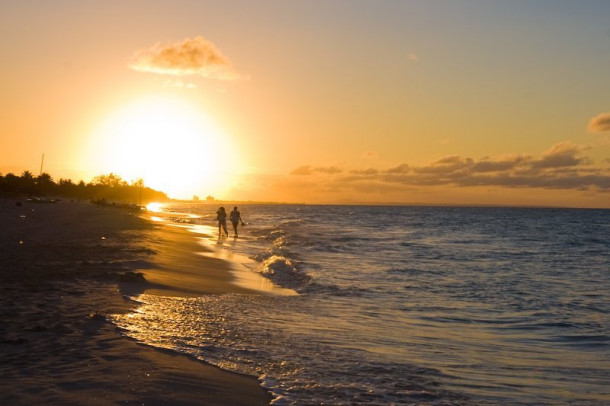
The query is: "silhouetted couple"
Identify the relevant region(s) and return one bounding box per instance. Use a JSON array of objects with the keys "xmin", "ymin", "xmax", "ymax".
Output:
[{"xmin": 216, "ymin": 206, "xmax": 244, "ymax": 237}]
